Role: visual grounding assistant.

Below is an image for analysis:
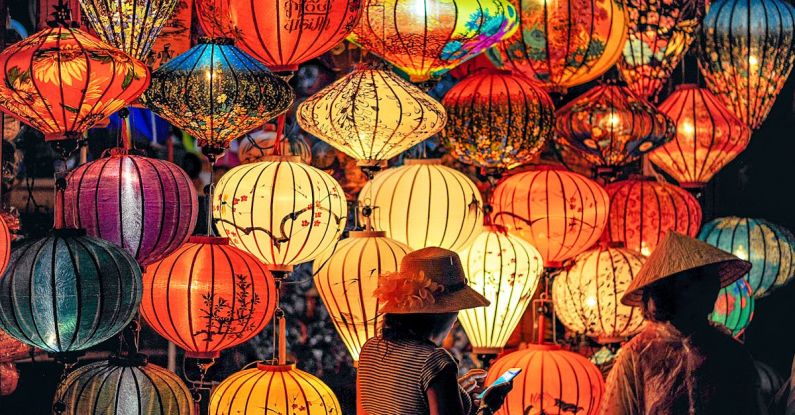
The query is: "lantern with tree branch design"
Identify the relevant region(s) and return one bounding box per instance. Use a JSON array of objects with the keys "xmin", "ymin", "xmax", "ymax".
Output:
[
  {"xmin": 710, "ymin": 278, "xmax": 754, "ymax": 337},
  {"xmin": 237, "ymin": 128, "xmax": 312, "ymax": 164}
]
